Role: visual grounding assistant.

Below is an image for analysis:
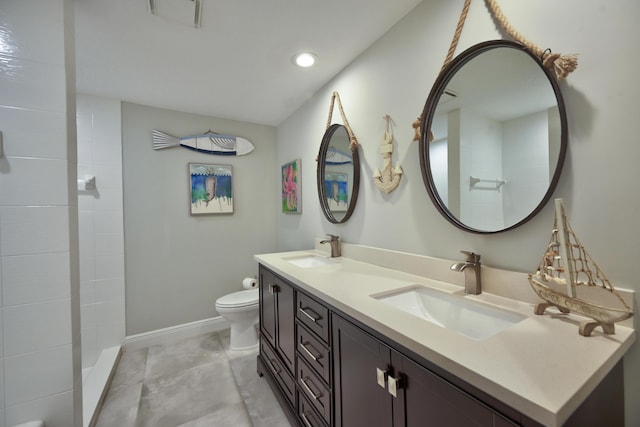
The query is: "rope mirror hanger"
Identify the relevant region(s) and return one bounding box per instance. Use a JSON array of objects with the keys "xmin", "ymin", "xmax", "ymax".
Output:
[{"xmin": 412, "ymin": 0, "xmax": 579, "ymax": 142}]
